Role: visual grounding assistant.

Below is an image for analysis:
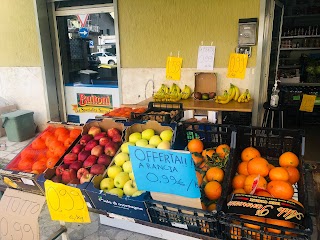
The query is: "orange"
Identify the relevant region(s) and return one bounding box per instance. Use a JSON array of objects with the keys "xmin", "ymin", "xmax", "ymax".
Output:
[
  {"xmin": 207, "ymin": 203, "xmax": 216, "ymax": 212},
  {"xmin": 268, "ymin": 164, "xmax": 275, "ymax": 170},
  {"xmin": 285, "ymin": 167, "xmax": 300, "ymax": 184},
  {"xmin": 237, "ymin": 161, "xmax": 249, "ymax": 176},
  {"xmin": 54, "ymin": 145, "xmax": 67, "ymax": 158},
  {"xmin": 70, "ymin": 128, "xmax": 82, "ymax": 139},
  {"xmin": 31, "ymin": 138, "xmax": 46, "ymax": 150},
  {"xmin": 233, "ymin": 188, "xmax": 246, "ymax": 194},
  {"xmin": 192, "ymin": 152, "xmax": 203, "ymax": 165},
  {"xmin": 241, "ymin": 147, "xmax": 261, "ymax": 162},
  {"xmin": 49, "ymin": 140, "xmax": 62, "ymax": 153},
  {"xmin": 244, "ymin": 175, "xmax": 267, "ymax": 194},
  {"xmin": 216, "ymin": 144, "xmax": 230, "ymax": 158},
  {"xmin": 64, "ymin": 137, "xmax": 75, "ymax": 148},
  {"xmin": 265, "ymin": 218, "xmax": 295, "ymax": 234},
  {"xmin": 46, "ymin": 150, "xmax": 56, "ymax": 158},
  {"xmin": 18, "ymin": 158, "xmax": 34, "ymax": 171},
  {"xmin": 46, "ymin": 157, "xmax": 60, "ymax": 168},
  {"xmin": 279, "ymin": 152, "xmax": 299, "ymax": 168},
  {"xmin": 32, "ymin": 161, "xmax": 47, "ymax": 174},
  {"xmin": 232, "ymin": 174, "xmax": 246, "ymax": 189},
  {"xmin": 187, "ymin": 139, "xmax": 204, "ymax": 153},
  {"xmin": 267, "ymin": 180, "xmax": 294, "ymax": 200},
  {"xmin": 202, "ymin": 149, "xmax": 215, "ymax": 160},
  {"xmin": 269, "ymin": 167, "xmax": 289, "ymax": 181},
  {"xmin": 54, "ymin": 127, "xmax": 69, "ymax": 137},
  {"xmin": 45, "ymin": 135, "xmax": 57, "ymax": 147},
  {"xmin": 199, "ymin": 160, "xmax": 209, "ymax": 171},
  {"xmin": 240, "ymin": 215, "xmax": 265, "ymax": 230},
  {"xmin": 196, "ymin": 171, "xmax": 203, "ymax": 186},
  {"xmin": 247, "ymin": 157, "xmax": 269, "ymax": 177},
  {"xmin": 206, "ymin": 167, "xmax": 224, "ymax": 182},
  {"xmin": 255, "ymin": 190, "xmax": 272, "ymax": 197},
  {"xmin": 204, "ymin": 181, "xmax": 222, "ymax": 200},
  {"xmin": 58, "ymin": 133, "xmax": 69, "ymax": 143},
  {"xmin": 40, "ymin": 131, "xmax": 54, "ymax": 140}
]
